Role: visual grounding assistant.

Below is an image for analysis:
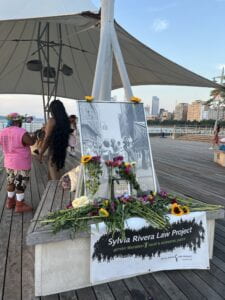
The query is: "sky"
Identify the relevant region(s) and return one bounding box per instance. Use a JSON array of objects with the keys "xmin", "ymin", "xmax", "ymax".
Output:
[{"xmin": 0, "ymin": 0, "xmax": 225, "ymax": 117}]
